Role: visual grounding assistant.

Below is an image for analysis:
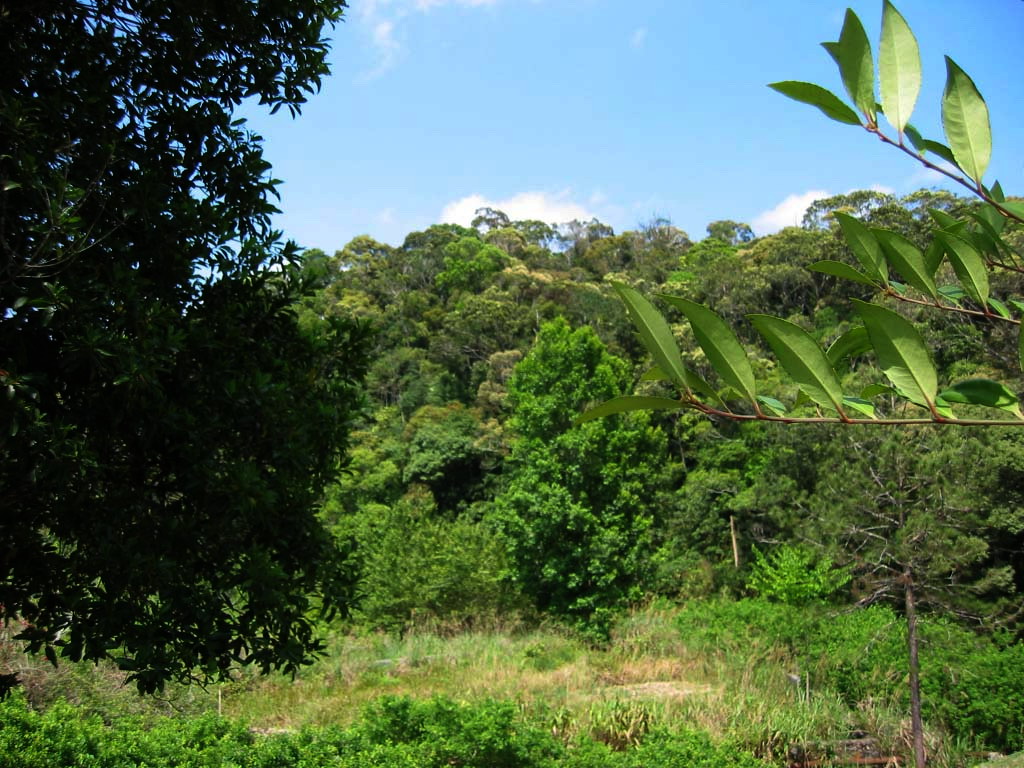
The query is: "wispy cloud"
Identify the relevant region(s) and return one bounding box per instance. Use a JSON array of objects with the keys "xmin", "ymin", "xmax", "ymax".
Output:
[
  {"xmin": 629, "ymin": 27, "xmax": 648, "ymax": 49},
  {"xmin": 752, "ymin": 189, "xmax": 830, "ymax": 234},
  {"xmin": 356, "ymin": 0, "xmax": 500, "ymax": 81},
  {"xmin": 440, "ymin": 190, "xmax": 596, "ymax": 226}
]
